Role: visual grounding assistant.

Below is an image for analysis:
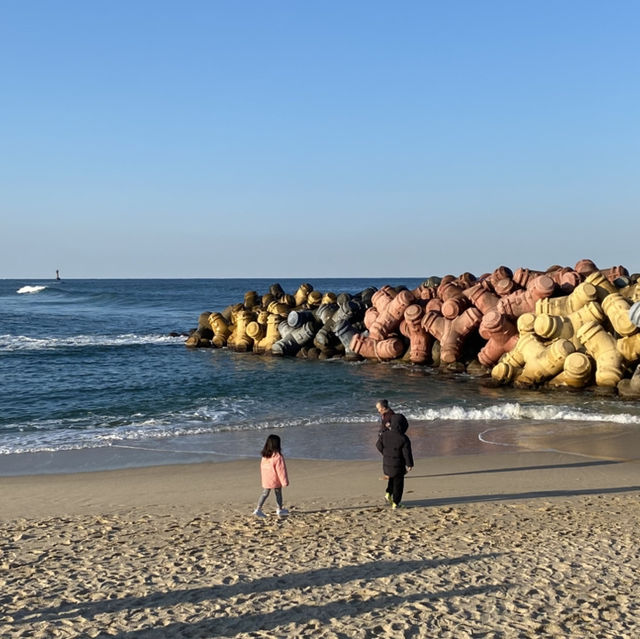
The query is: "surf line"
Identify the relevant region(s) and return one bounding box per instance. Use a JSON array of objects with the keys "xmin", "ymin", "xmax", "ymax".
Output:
[
  {"xmin": 108, "ymin": 443, "xmax": 253, "ymax": 458},
  {"xmin": 478, "ymin": 428, "xmax": 631, "ymax": 462},
  {"xmin": 107, "ymin": 443, "xmax": 340, "ymax": 462}
]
